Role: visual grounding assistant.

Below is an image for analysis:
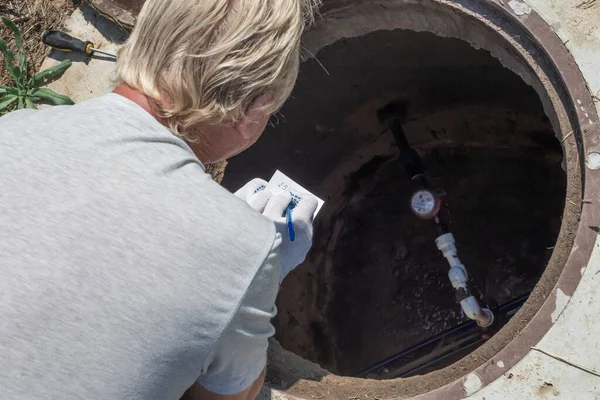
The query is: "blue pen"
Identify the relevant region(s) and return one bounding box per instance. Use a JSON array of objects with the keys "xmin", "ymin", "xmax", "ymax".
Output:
[{"xmin": 286, "ymin": 203, "xmax": 295, "ymax": 242}]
